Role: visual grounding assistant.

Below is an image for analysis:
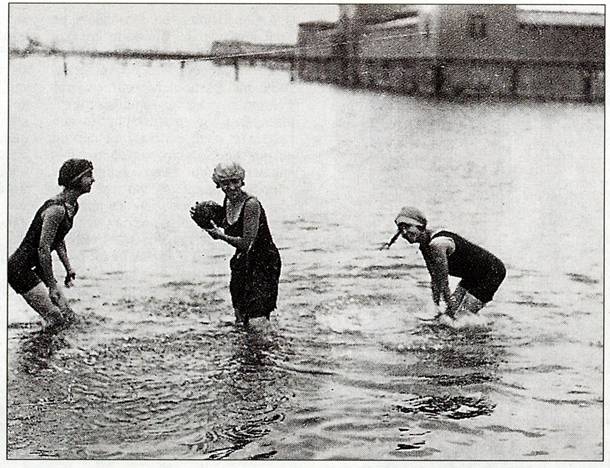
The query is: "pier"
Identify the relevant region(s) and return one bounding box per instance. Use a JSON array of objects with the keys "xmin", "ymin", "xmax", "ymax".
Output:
[{"xmin": 9, "ymin": 5, "xmax": 603, "ymax": 102}]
